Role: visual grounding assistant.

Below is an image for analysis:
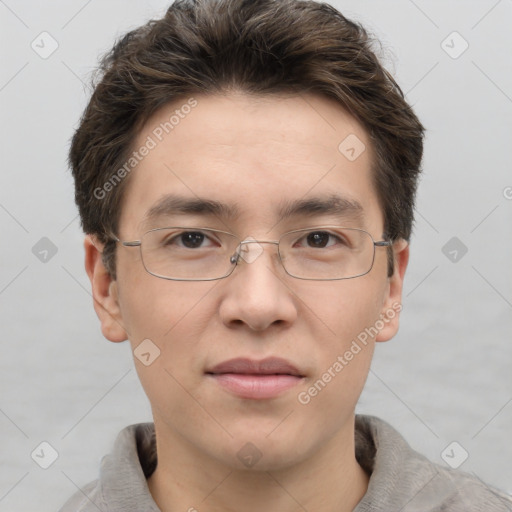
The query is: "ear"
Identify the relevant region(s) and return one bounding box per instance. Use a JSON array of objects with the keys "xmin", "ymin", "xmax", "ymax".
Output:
[
  {"xmin": 375, "ymin": 239, "xmax": 409, "ymax": 342},
  {"xmin": 84, "ymin": 235, "xmax": 128, "ymax": 343}
]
